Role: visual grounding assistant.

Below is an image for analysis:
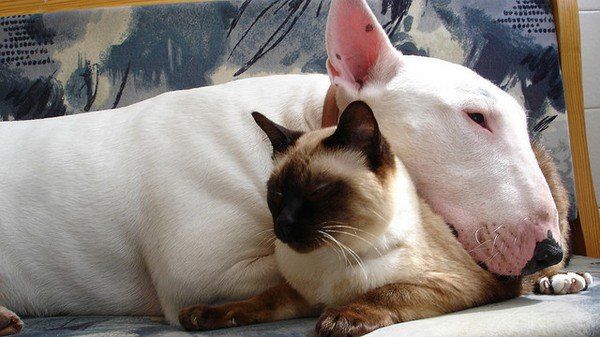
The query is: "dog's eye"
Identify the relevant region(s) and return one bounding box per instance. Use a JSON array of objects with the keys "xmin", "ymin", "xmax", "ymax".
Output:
[{"xmin": 468, "ymin": 113, "xmax": 485, "ymax": 125}]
